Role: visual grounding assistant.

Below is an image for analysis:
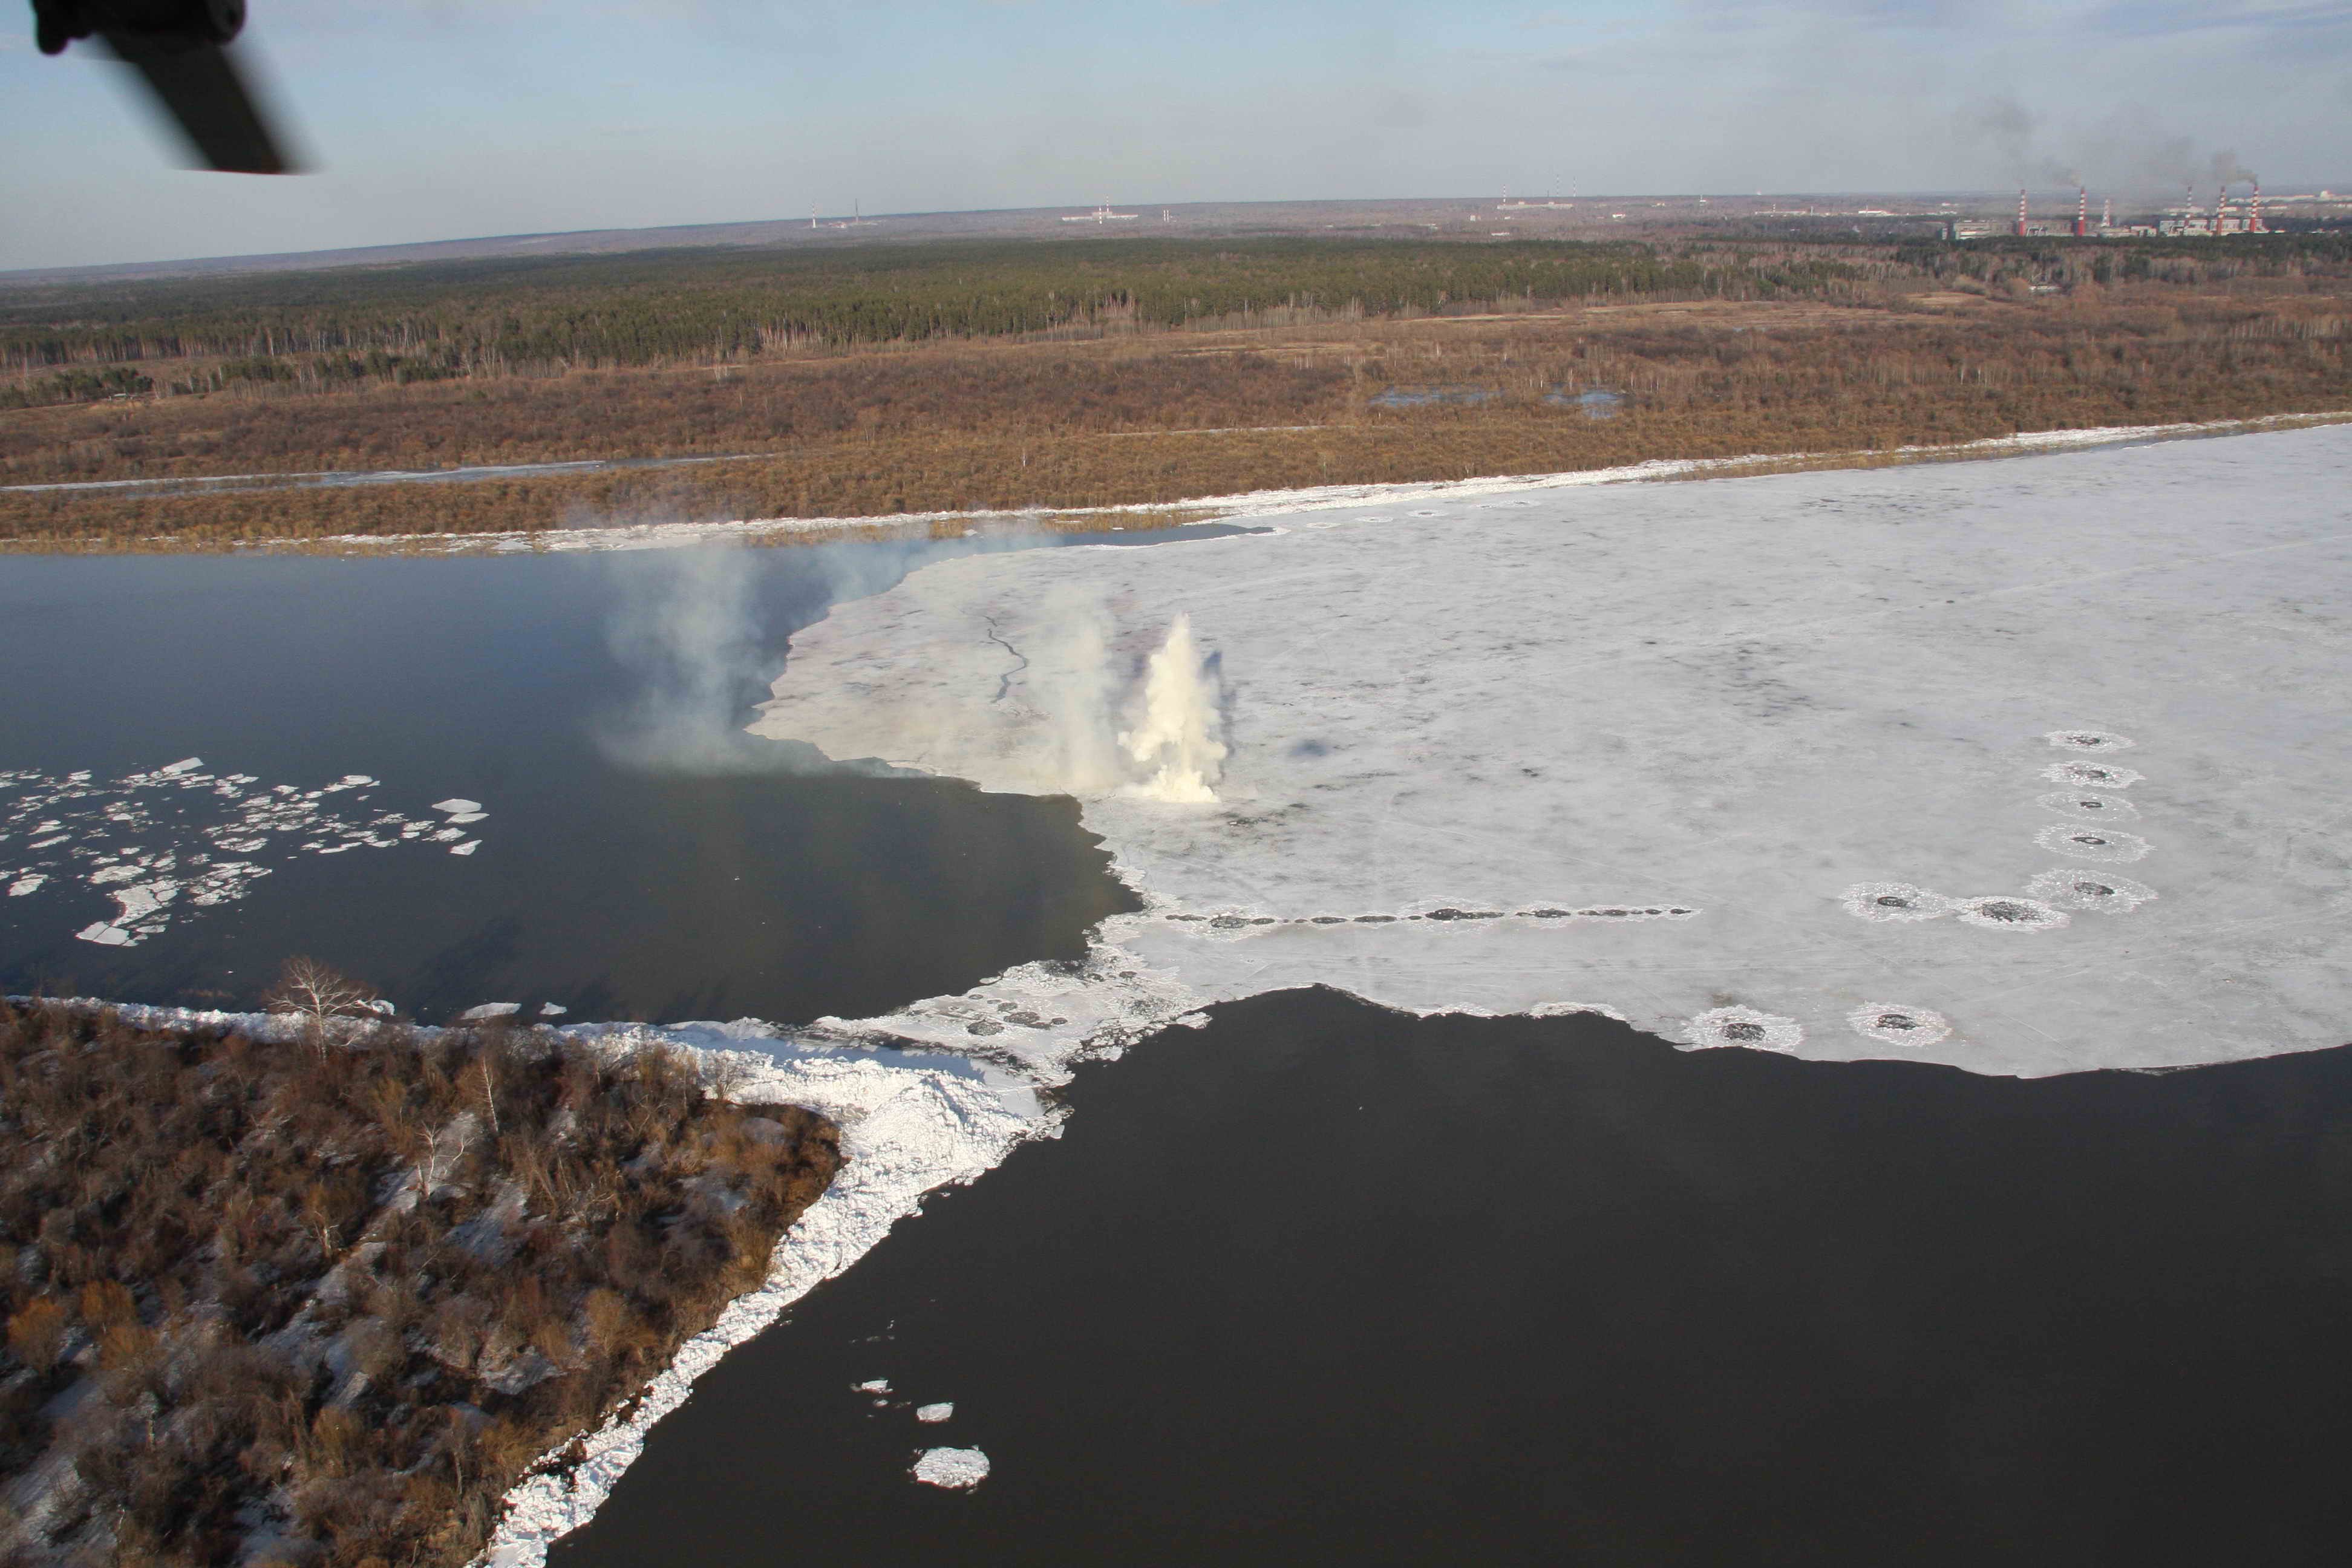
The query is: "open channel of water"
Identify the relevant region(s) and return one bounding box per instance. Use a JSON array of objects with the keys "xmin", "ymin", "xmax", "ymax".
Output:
[{"xmin": 554, "ymin": 990, "xmax": 2352, "ymax": 1567}]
